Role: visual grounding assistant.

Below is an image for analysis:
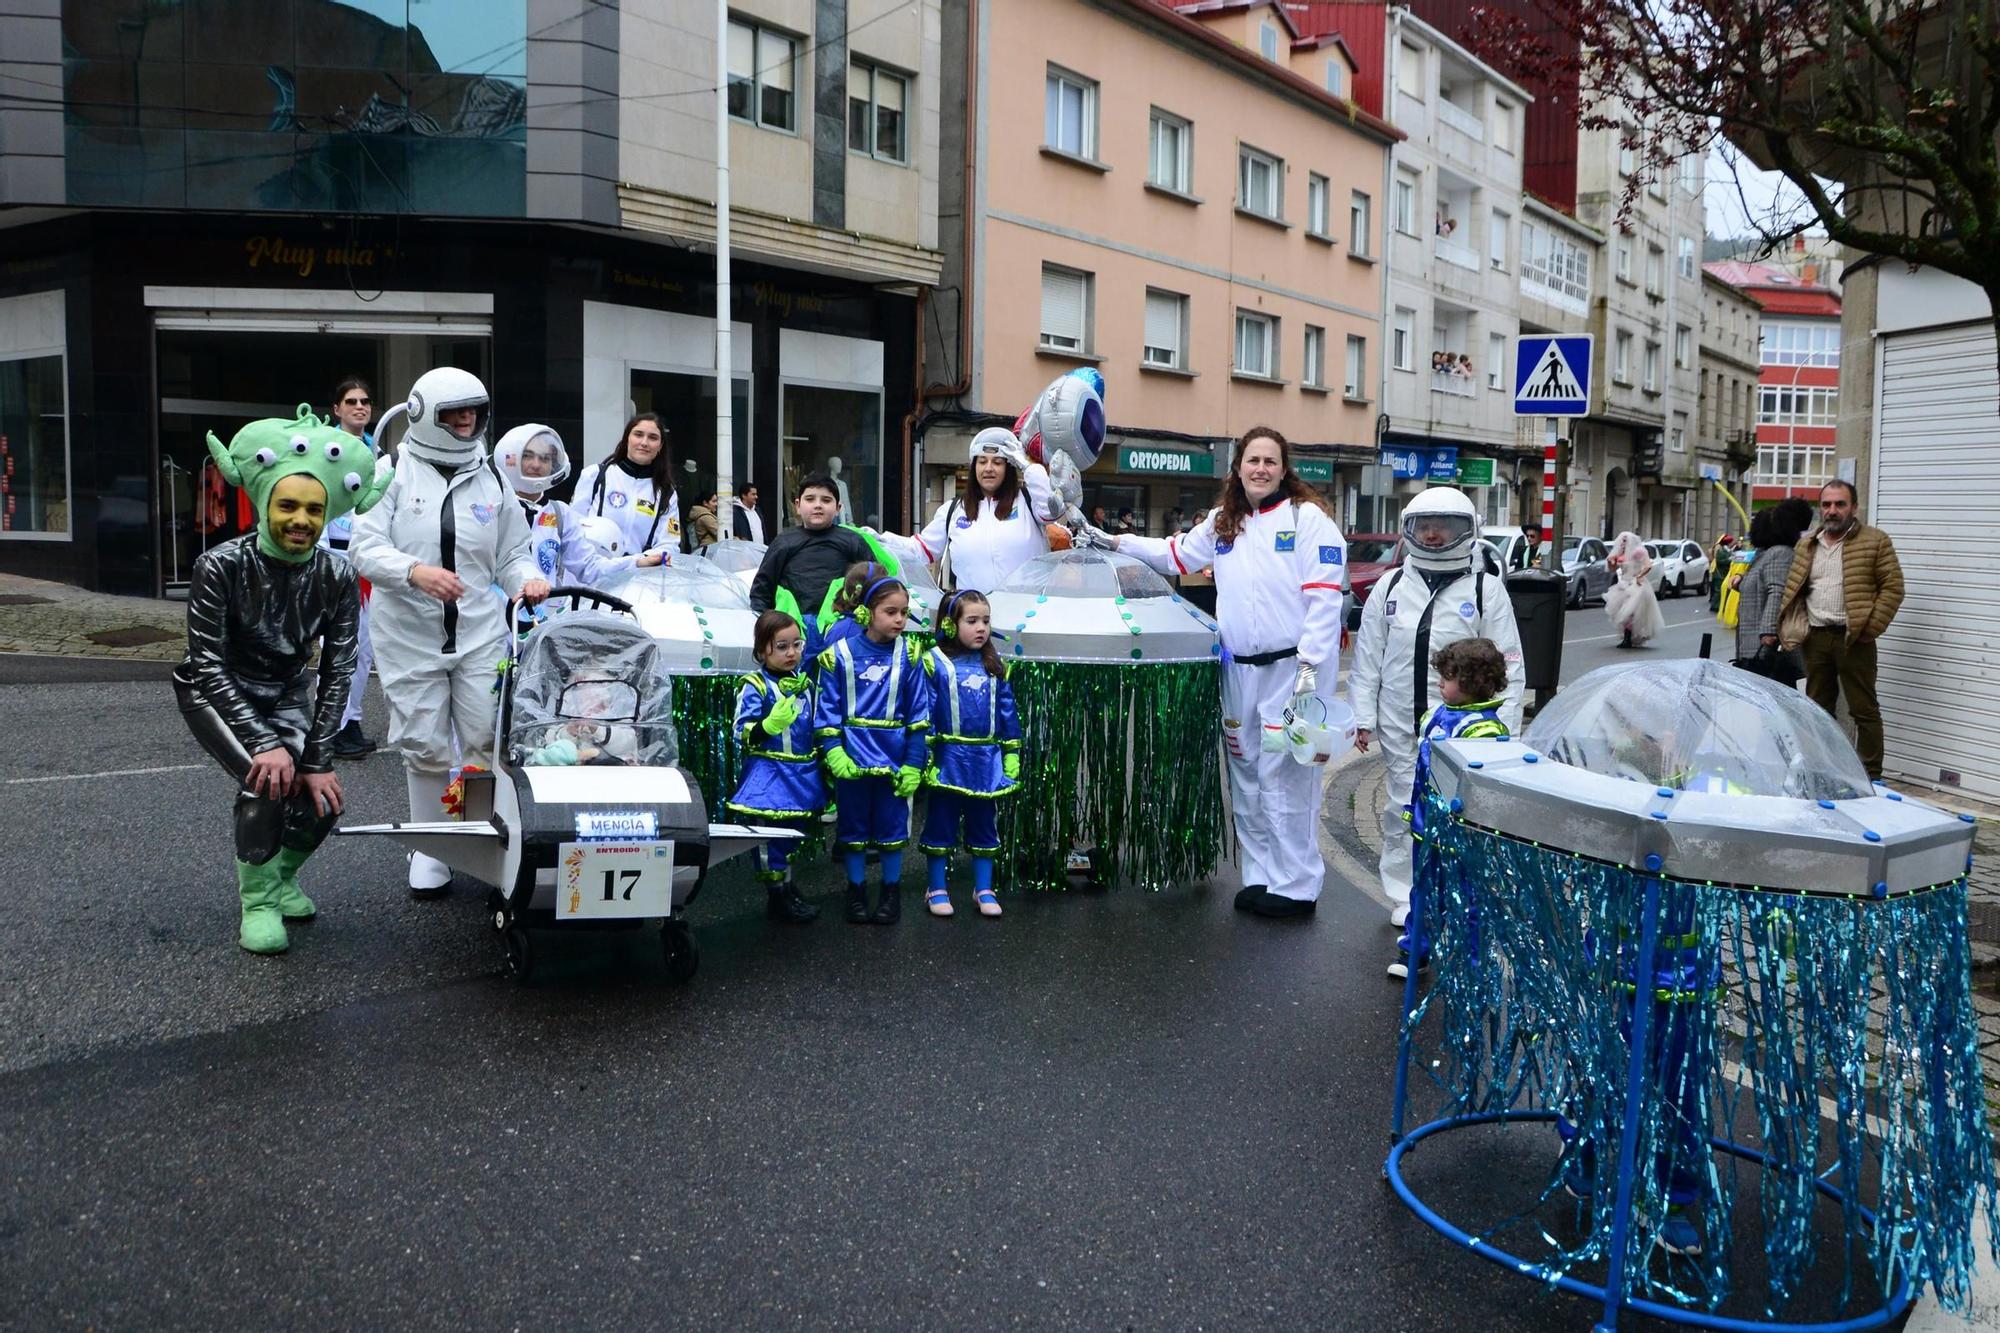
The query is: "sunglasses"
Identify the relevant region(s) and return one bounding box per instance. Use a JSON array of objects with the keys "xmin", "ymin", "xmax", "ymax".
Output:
[{"xmin": 342, "ymin": 396, "xmax": 371, "ymax": 406}]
